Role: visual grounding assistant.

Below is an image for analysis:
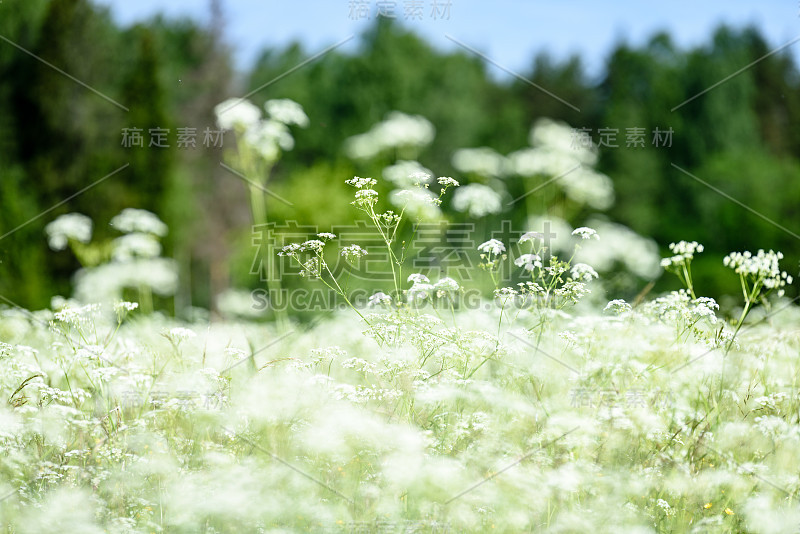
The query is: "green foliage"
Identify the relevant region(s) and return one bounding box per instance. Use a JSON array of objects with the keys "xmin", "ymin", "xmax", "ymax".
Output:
[{"xmin": 0, "ymin": 4, "xmax": 798, "ymax": 311}]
